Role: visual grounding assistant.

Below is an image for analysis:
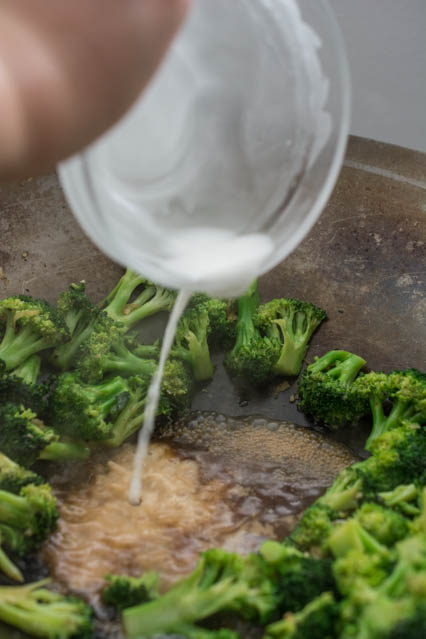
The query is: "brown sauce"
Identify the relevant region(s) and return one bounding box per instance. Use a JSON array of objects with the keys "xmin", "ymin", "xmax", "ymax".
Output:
[{"xmin": 43, "ymin": 413, "xmax": 357, "ymax": 608}]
